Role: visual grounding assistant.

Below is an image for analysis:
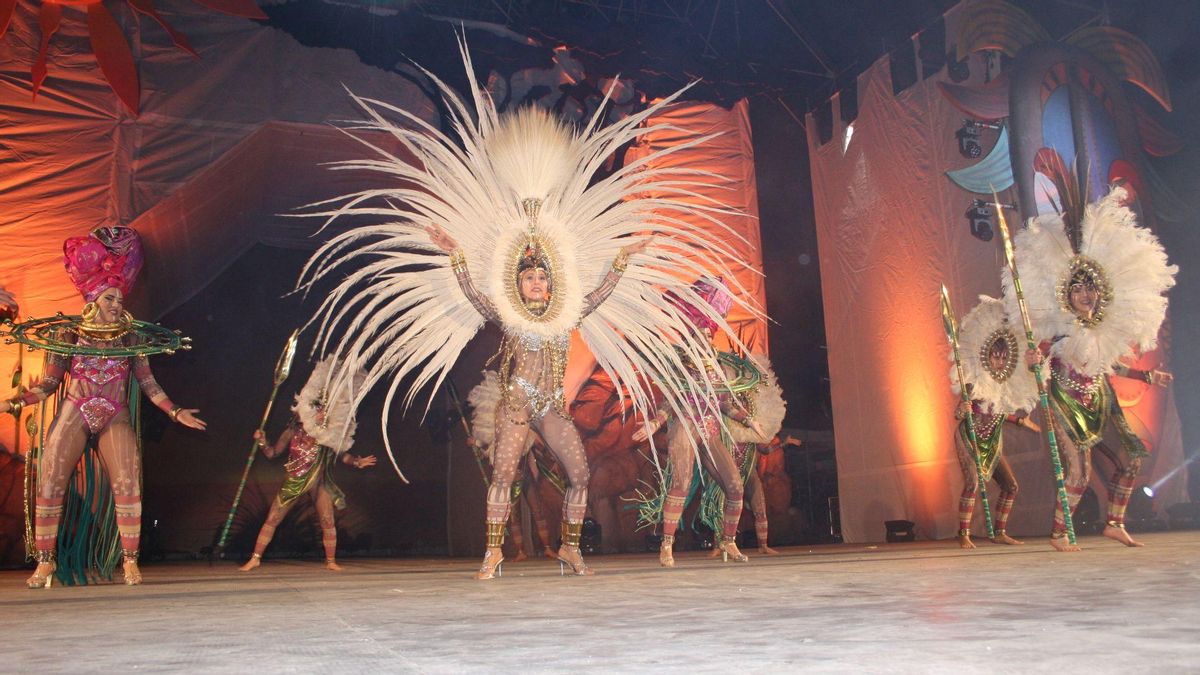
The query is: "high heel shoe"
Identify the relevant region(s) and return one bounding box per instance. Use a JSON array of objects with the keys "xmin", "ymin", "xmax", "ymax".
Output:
[
  {"xmin": 556, "ymin": 546, "xmax": 594, "ymax": 576},
  {"xmin": 475, "ymin": 548, "xmax": 504, "ymax": 580},
  {"xmin": 659, "ymin": 534, "xmax": 676, "ymax": 568},
  {"xmin": 557, "ymin": 521, "xmax": 595, "ymax": 576},
  {"xmin": 26, "ymin": 552, "xmax": 55, "ymax": 589},
  {"xmin": 122, "ymin": 551, "xmax": 142, "ymax": 586},
  {"xmin": 717, "ymin": 536, "xmax": 749, "ymax": 563}
]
